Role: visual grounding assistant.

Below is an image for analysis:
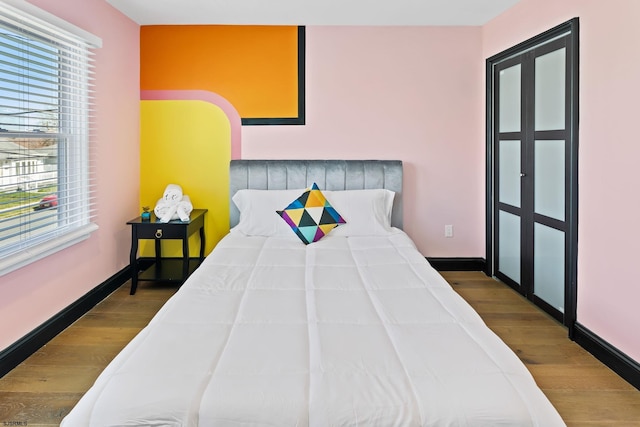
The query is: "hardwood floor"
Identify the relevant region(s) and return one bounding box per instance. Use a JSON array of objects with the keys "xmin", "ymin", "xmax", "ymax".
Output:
[
  {"xmin": 0, "ymin": 281, "xmax": 177, "ymax": 427},
  {"xmin": 1, "ymin": 272, "xmax": 639, "ymax": 426},
  {"xmin": 442, "ymin": 271, "xmax": 640, "ymax": 426}
]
